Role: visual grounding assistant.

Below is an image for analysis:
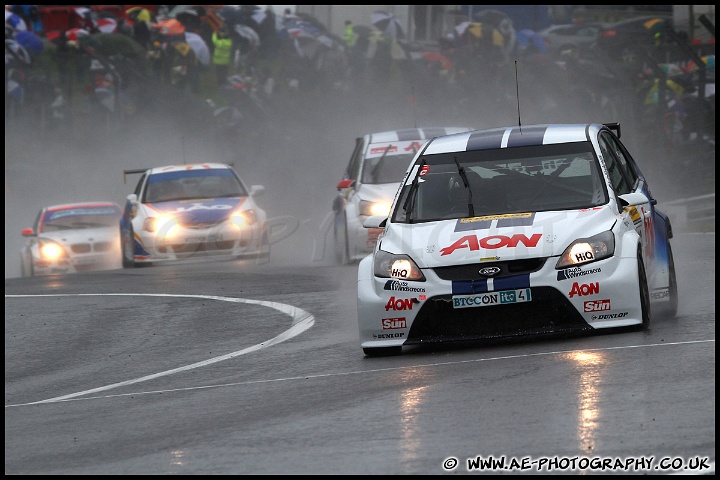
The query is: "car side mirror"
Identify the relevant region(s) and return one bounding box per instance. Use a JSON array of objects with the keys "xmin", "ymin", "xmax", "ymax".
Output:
[
  {"xmin": 363, "ymin": 215, "xmax": 387, "ymax": 229},
  {"xmin": 126, "ymin": 193, "xmax": 138, "ymax": 204},
  {"xmin": 21, "ymin": 228, "xmax": 35, "ymax": 237},
  {"xmin": 337, "ymin": 179, "xmax": 355, "ymax": 190},
  {"xmin": 250, "ymin": 185, "xmax": 265, "ymax": 197},
  {"xmin": 618, "ymin": 191, "xmax": 649, "ymax": 208}
]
